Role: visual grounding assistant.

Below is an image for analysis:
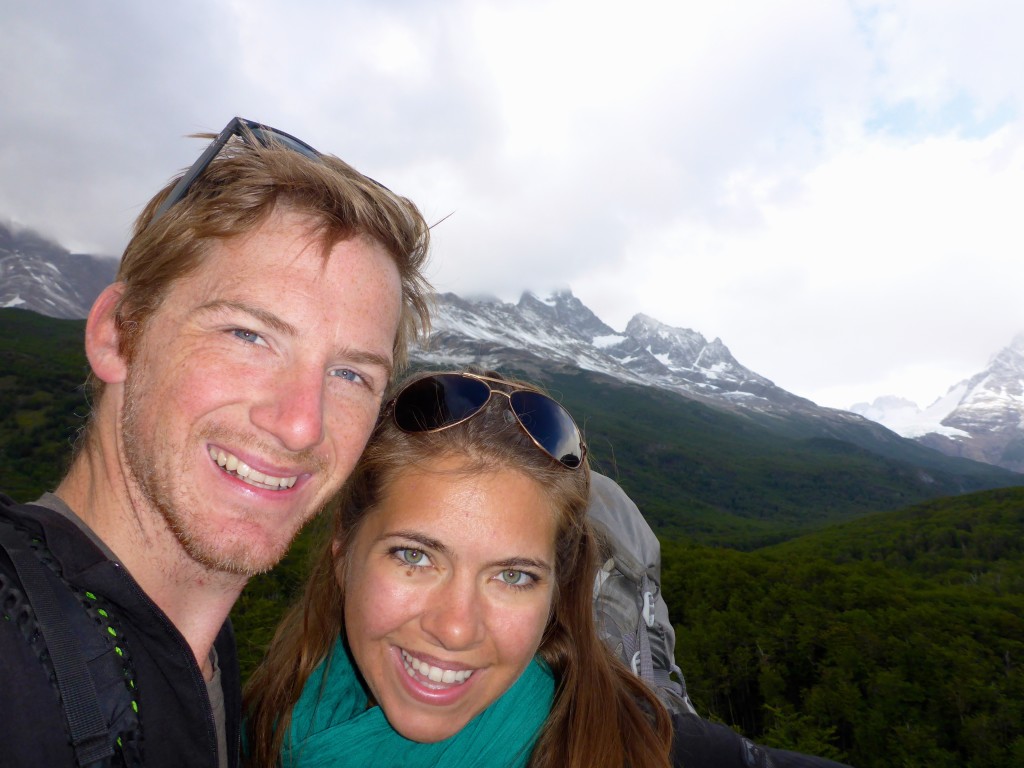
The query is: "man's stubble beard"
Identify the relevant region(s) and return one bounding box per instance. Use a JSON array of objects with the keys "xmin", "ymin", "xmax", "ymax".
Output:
[{"xmin": 119, "ymin": 367, "xmax": 322, "ymax": 578}]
